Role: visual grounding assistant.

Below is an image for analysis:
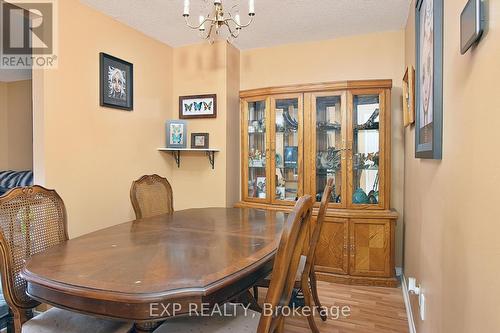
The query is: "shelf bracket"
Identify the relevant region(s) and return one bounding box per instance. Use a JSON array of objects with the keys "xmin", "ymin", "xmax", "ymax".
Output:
[
  {"xmin": 206, "ymin": 151, "xmax": 215, "ymax": 169},
  {"xmin": 171, "ymin": 150, "xmax": 181, "ymax": 168}
]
